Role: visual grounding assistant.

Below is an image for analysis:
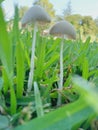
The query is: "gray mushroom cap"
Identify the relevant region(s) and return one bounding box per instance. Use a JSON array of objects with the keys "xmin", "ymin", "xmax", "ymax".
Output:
[
  {"xmin": 21, "ymin": 5, "xmax": 51, "ymax": 26},
  {"xmin": 49, "ymin": 20, "xmax": 76, "ymax": 39}
]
